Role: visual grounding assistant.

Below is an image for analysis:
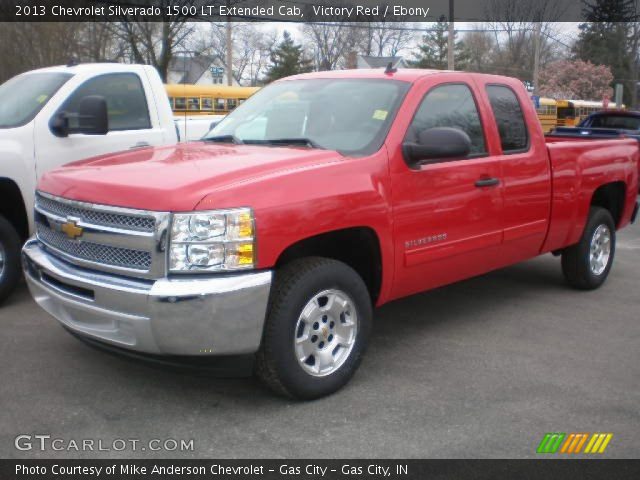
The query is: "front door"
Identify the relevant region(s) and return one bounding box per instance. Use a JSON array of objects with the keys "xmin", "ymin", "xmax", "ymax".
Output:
[
  {"xmin": 34, "ymin": 72, "xmax": 165, "ymax": 180},
  {"xmin": 389, "ymin": 81, "xmax": 504, "ymax": 300}
]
